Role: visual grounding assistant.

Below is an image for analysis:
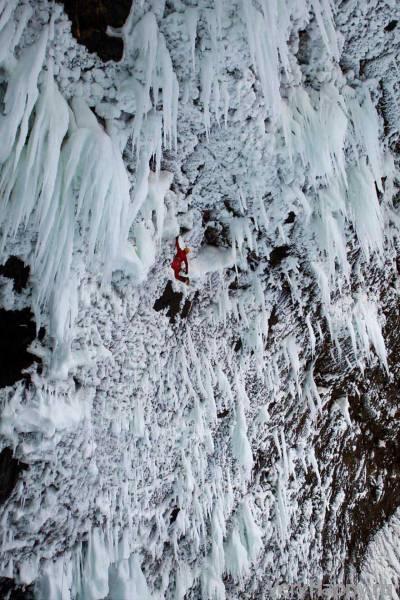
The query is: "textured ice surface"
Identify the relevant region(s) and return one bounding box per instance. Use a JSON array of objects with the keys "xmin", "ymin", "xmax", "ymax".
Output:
[{"xmin": 0, "ymin": 0, "xmax": 399, "ymax": 598}]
